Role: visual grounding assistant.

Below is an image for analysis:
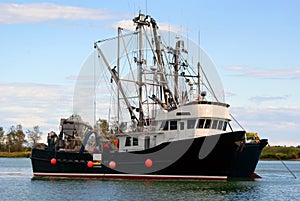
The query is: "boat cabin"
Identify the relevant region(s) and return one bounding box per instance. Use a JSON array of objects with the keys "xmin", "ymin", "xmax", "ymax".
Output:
[{"xmin": 117, "ymin": 100, "xmax": 231, "ymax": 152}]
